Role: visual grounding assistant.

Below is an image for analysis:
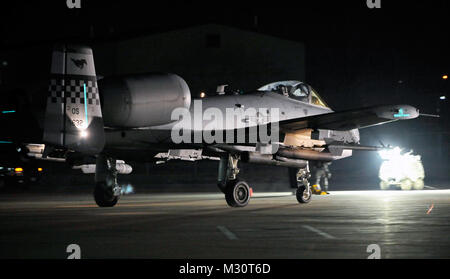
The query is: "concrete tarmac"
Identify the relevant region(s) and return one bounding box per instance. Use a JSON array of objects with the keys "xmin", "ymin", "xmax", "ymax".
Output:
[{"xmin": 0, "ymin": 189, "xmax": 449, "ymax": 259}]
